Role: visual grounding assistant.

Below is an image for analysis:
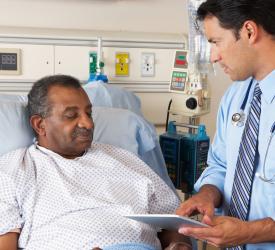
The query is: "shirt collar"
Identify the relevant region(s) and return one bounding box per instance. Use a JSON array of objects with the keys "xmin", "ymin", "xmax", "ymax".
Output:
[
  {"xmin": 34, "ymin": 140, "xmax": 88, "ymax": 160},
  {"xmin": 258, "ymin": 69, "xmax": 275, "ymax": 104}
]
